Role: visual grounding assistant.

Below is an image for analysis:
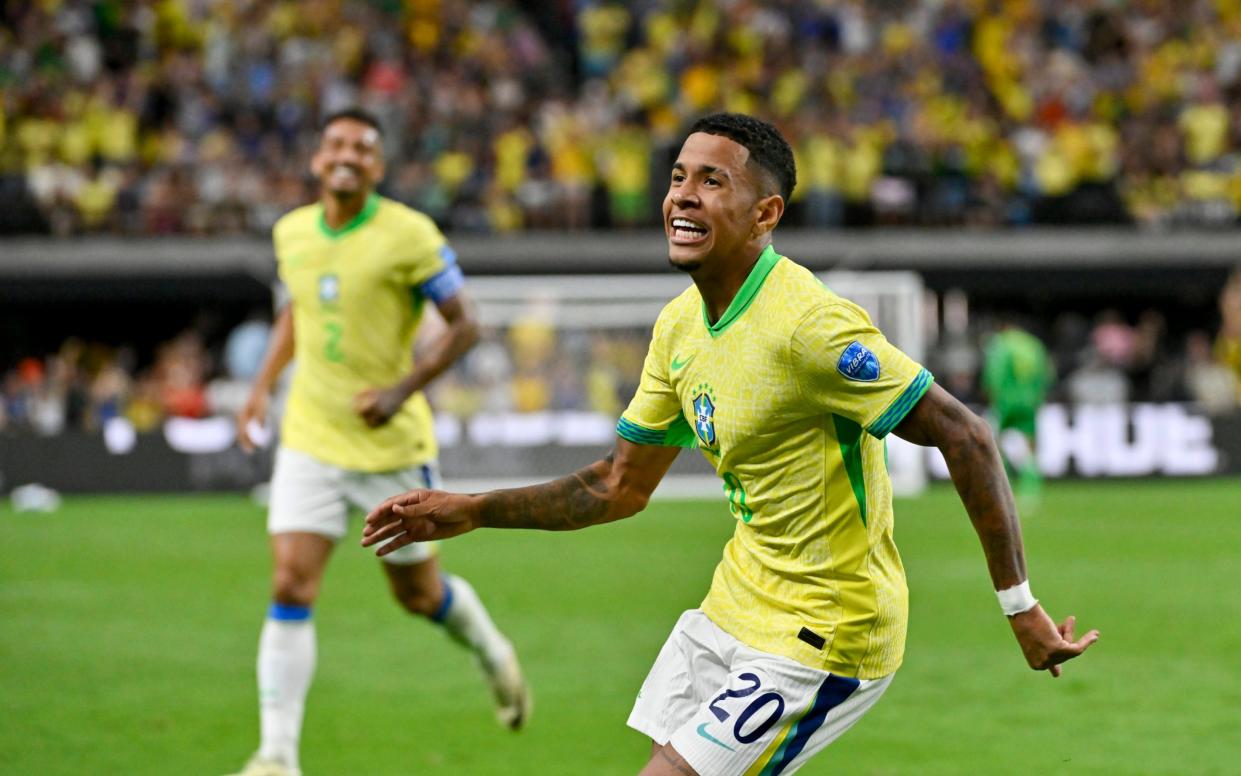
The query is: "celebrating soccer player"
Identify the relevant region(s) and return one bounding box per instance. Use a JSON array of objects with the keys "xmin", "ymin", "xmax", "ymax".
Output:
[
  {"xmin": 362, "ymin": 113, "xmax": 1098, "ymax": 776},
  {"xmin": 229, "ymin": 108, "xmax": 530, "ymax": 776}
]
